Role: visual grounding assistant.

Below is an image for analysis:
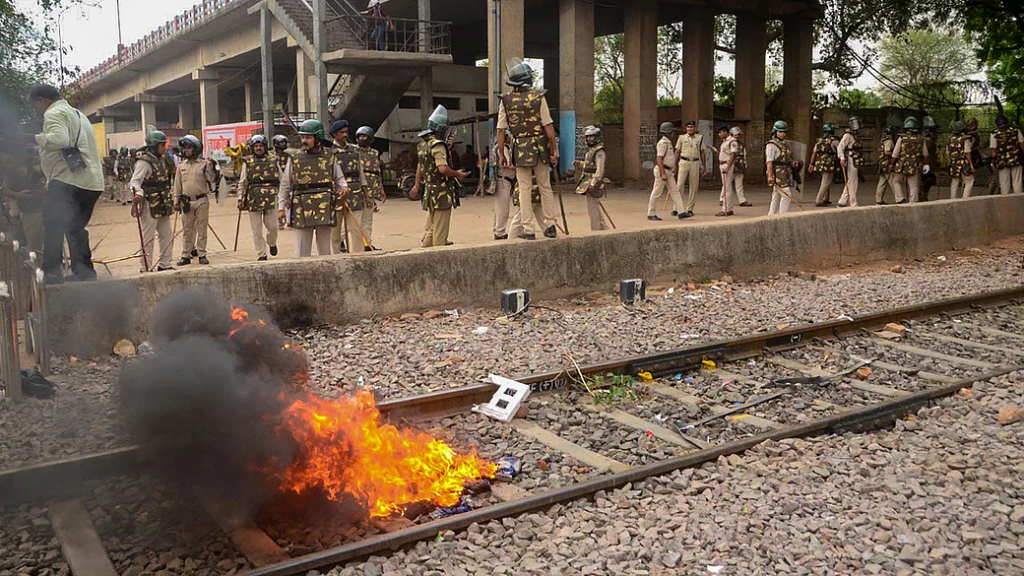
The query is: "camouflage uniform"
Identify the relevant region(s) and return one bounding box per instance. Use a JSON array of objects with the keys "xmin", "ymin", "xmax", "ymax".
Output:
[
  {"xmin": 575, "ymin": 144, "xmax": 609, "ymax": 231},
  {"xmin": 115, "ymin": 152, "xmax": 134, "ymax": 204},
  {"xmin": 237, "ymin": 153, "xmax": 281, "ymax": 258},
  {"xmin": 874, "ymin": 135, "xmax": 903, "ymax": 203},
  {"xmin": 417, "ymin": 135, "xmax": 459, "ymax": 247},
  {"xmin": 130, "ymin": 150, "xmax": 175, "ymax": 271},
  {"xmin": 811, "ymin": 135, "xmax": 838, "ymax": 205},
  {"xmin": 278, "ymin": 147, "xmax": 349, "ymax": 257},
  {"xmin": 497, "ymin": 90, "xmax": 556, "ymax": 235},
  {"xmin": 717, "ymin": 135, "xmax": 748, "ymax": 213},
  {"xmin": 357, "ymin": 144, "xmax": 385, "ymax": 245},
  {"xmin": 331, "ymin": 143, "xmax": 368, "ymax": 254},
  {"xmin": 948, "ymin": 134, "xmax": 976, "ymax": 199},
  {"xmin": 766, "ymin": 137, "xmax": 795, "ymax": 215},
  {"xmin": 990, "ymin": 126, "xmax": 1024, "ymax": 195},
  {"xmin": 892, "ymin": 134, "xmax": 928, "ymax": 202},
  {"xmin": 837, "ymin": 130, "xmax": 863, "ymax": 207}
]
